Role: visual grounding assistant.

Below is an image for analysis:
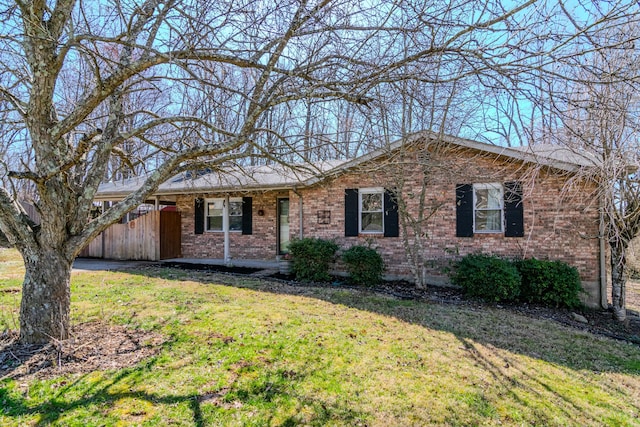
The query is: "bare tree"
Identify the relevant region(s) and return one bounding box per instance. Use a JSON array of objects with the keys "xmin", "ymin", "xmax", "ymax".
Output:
[
  {"xmin": 0, "ymin": 0, "xmax": 402, "ymax": 343},
  {"xmin": 546, "ymin": 17, "xmax": 640, "ymax": 321},
  {"xmin": 3, "ymin": 0, "xmax": 637, "ymax": 344}
]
